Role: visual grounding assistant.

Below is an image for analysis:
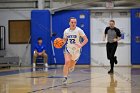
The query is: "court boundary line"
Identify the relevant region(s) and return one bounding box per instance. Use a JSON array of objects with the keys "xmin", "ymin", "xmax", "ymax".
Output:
[{"xmin": 28, "ymin": 75, "xmax": 106, "ymax": 93}]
